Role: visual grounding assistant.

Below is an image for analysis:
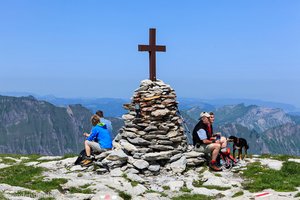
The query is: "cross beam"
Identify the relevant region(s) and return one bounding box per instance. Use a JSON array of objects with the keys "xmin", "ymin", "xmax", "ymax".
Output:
[{"xmin": 138, "ymin": 28, "xmax": 166, "ymax": 81}]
